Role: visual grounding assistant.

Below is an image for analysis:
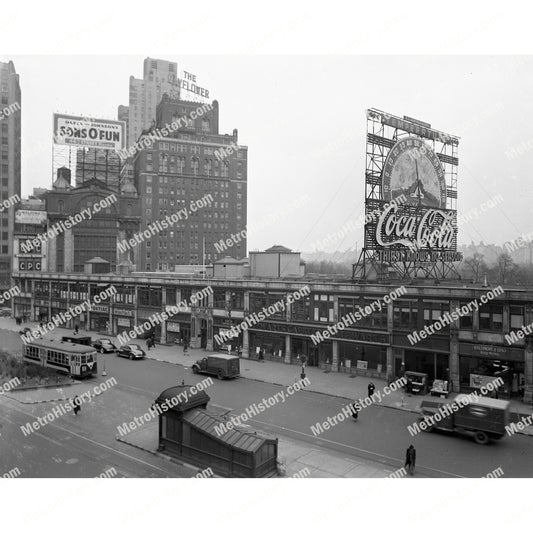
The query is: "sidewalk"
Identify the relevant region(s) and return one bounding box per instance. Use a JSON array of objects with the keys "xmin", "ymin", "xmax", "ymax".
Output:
[
  {"xmin": 115, "ymin": 409, "xmax": 411, "ymax": 478},
  {"xmin": 3, "ymin": 316, "xmax": 533, "ymax": 432}
]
